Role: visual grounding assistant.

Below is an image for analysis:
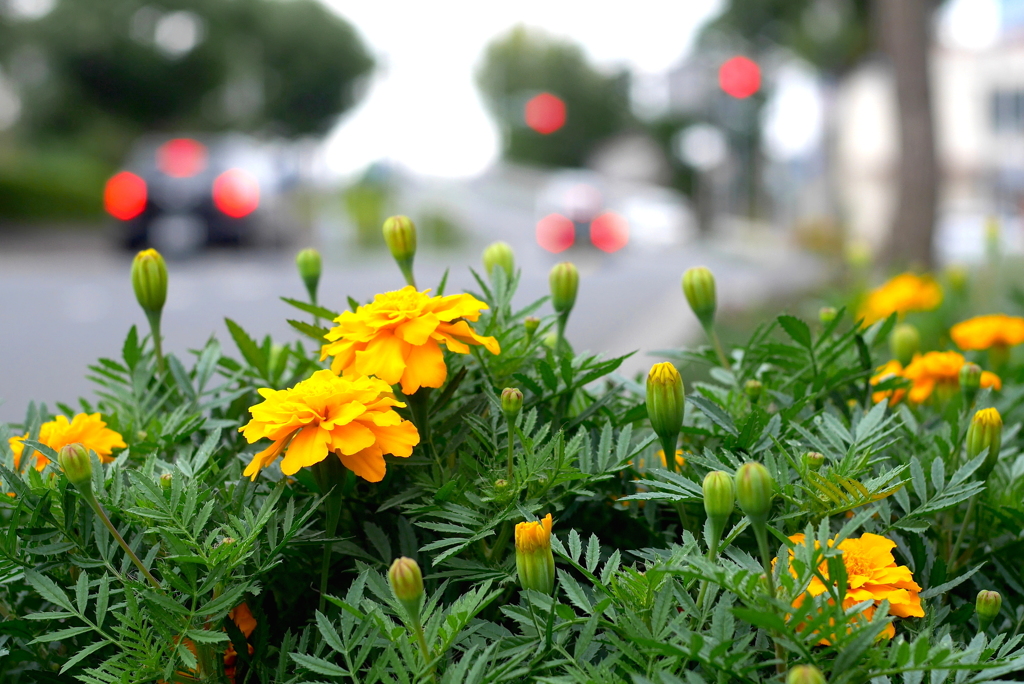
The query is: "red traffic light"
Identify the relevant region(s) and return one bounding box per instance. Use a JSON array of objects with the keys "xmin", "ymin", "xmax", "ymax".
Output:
[
  {"xmin": 719, "ymin": 56, "xmax": 760, "ymax": 99},
  {"xmin": 104, "ymin": 172, "xmax": 147, "ymax": 220},
  {"xmin": 536, "ymin": 213, "xmax": 574, "ymax": 253},
  {"xmin": 525, "ymin": 93, "xmax": 567, "ymax": 135}
]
